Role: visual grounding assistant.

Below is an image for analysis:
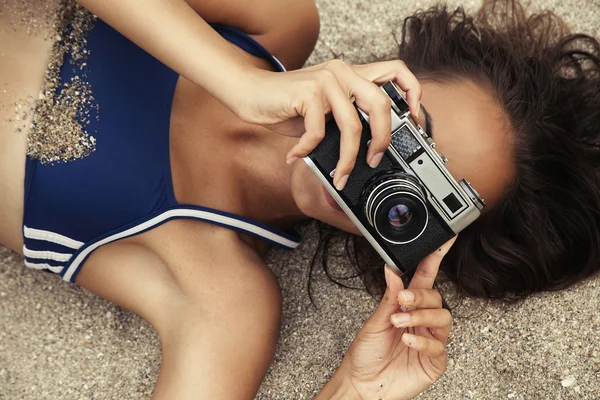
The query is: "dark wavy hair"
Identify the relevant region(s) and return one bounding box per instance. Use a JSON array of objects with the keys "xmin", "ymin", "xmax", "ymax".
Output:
[{"xmin": 312, "ymin": 0, "xmax": 600, "ymax": 301}]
